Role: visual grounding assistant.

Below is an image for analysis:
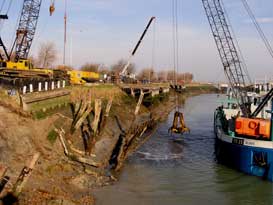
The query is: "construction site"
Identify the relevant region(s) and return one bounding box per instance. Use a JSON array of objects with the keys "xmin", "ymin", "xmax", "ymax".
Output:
[{"xmin": 1, "ymin": 0, "xmax": 273, "ymax": 205}]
